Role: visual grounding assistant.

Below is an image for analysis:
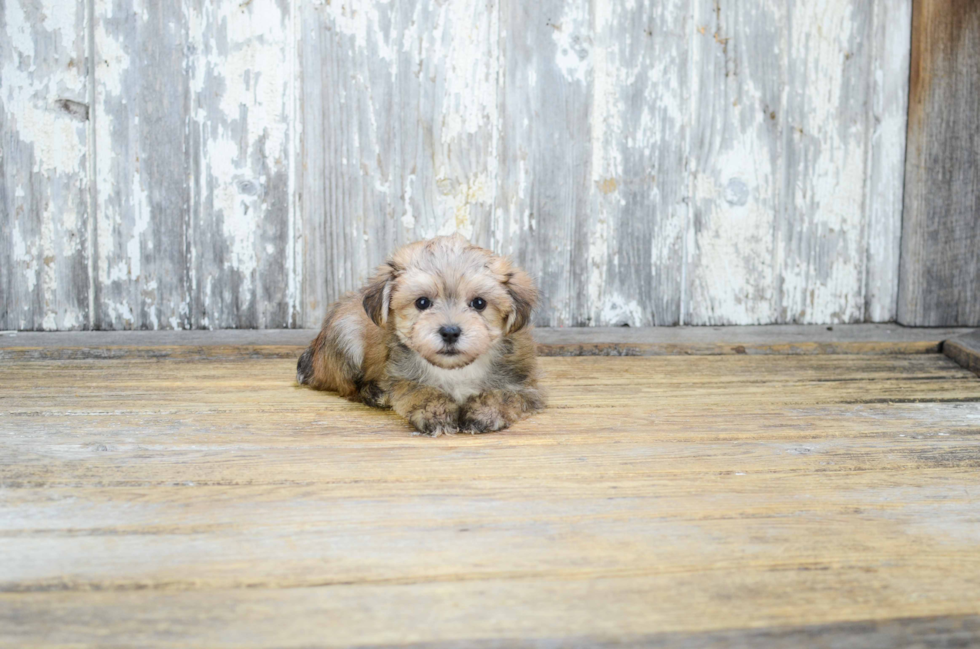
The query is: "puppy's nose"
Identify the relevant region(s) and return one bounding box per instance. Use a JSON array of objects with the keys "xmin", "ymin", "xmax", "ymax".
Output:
[{"xmin": 439, "ymin": 325, "xmax": 462, "ymax": 344}]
